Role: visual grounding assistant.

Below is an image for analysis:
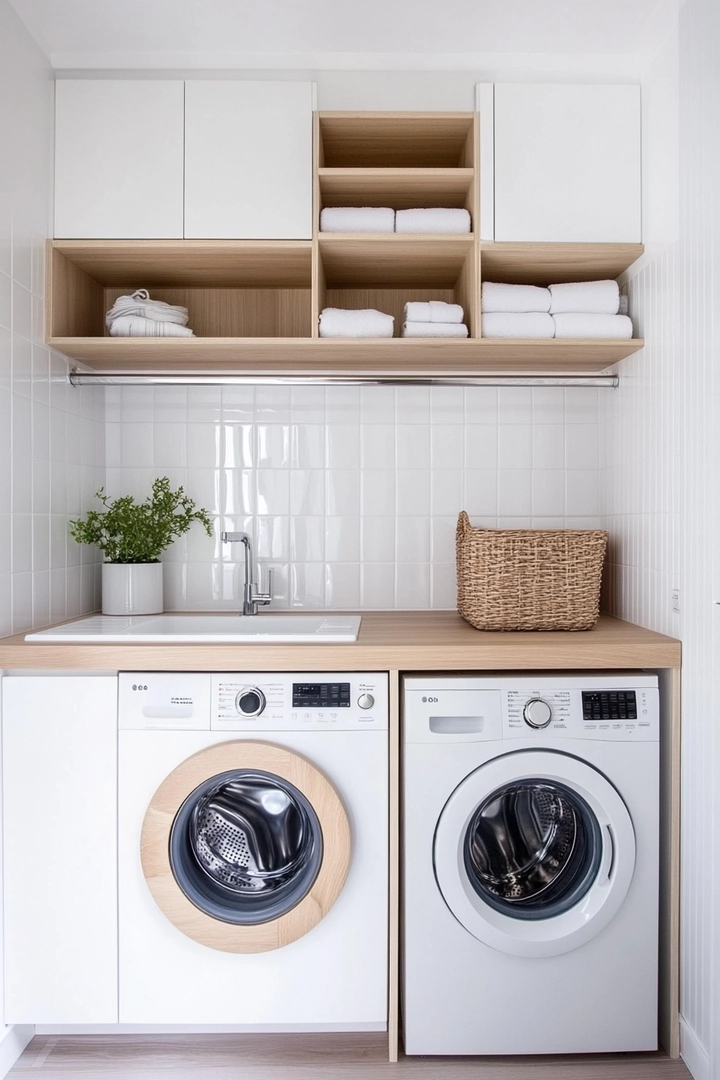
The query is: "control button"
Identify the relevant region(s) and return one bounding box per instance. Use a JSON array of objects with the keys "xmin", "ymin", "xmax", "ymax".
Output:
[
  {"xmin": 358, "ymin": 693, "xmax": 375, "ymax": 710},
  {"xmin": 523, "ymin": 698, "xmax": 553, "ymax": 729},
  {"xmin": 235, "ymin": 687, "xmax": 266, "ymax": 717}
]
